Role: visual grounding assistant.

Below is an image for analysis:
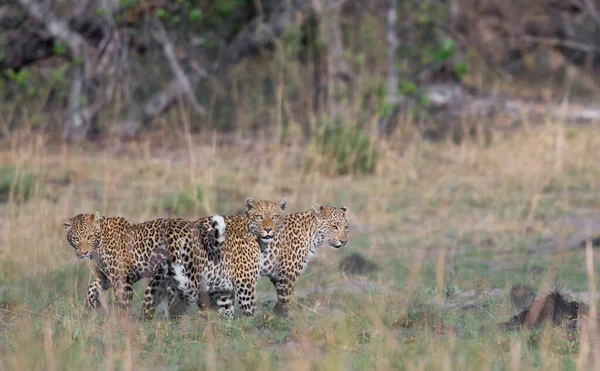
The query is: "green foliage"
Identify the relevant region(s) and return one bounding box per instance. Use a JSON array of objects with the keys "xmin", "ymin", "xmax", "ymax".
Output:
[
  {"xmin": 433, "ymin": 38, "xmax": 455, "ymax": 63},
  {"xmin": 390, "ymin": 1, "xmax": 469, "ymax": 107},
  {"xmin": 399, "ymin": 81, "xmax": 417, "ymax": 95},
  {"xmin": 453, "ymin": 62, "xmax": 468, "ymax": 78},
  {"xmin": 0, "ymin": 167, "xmax": 38, "ymax": 203},
  {"xmin": 155, "ymin": 8, "xmax": 168, "ymax": 20},
  {"xmin": 153, "ymin": 184, "xmax": 205, "ymax": 216},
  {"xmin": 214, "ymin": 0, "xmax": 244, "ymax": 15},
  {"xmin": 177, "ymin": 0, "xmax": 246, "ymax": 36},
  {"xmin": 310, "ymin": 118, "xmax": 378, "ymax": 176},
  {"xmin": 380, "ymin": 102, "xmax": 396, "ymax": 118},
  {"xmin": 281, "ymin": 26, "xmax": 304, "ymax": 58},
  {"xmin": 52, "ymin": 41, "xmax": 68, "ymax": 56},
  {"xmin": 188, "ymin": 8, "xmax": 202, "ymax": 22},
  {"xmin": 50, "ymin": 69, "xmax": 66, "ymax": 84},
  {"xmin": 154, "ymin": 0, "xmax": 207, "ymax": 27},
  {"xmin": 120, "ymin": 0, "xmax": 139, "ymax": 9},
  {"xmin": 5, "ymin": 69, "xmax": 32, "ymax": 89}
]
